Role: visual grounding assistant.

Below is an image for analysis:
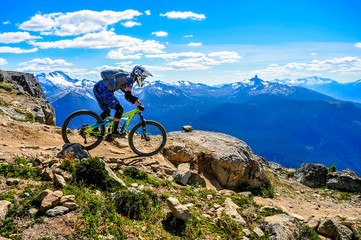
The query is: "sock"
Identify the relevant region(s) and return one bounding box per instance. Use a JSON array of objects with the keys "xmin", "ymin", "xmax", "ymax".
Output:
[{"xmin": 113, "ymin": 118, "xmax": 120, "ymax": 133}]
